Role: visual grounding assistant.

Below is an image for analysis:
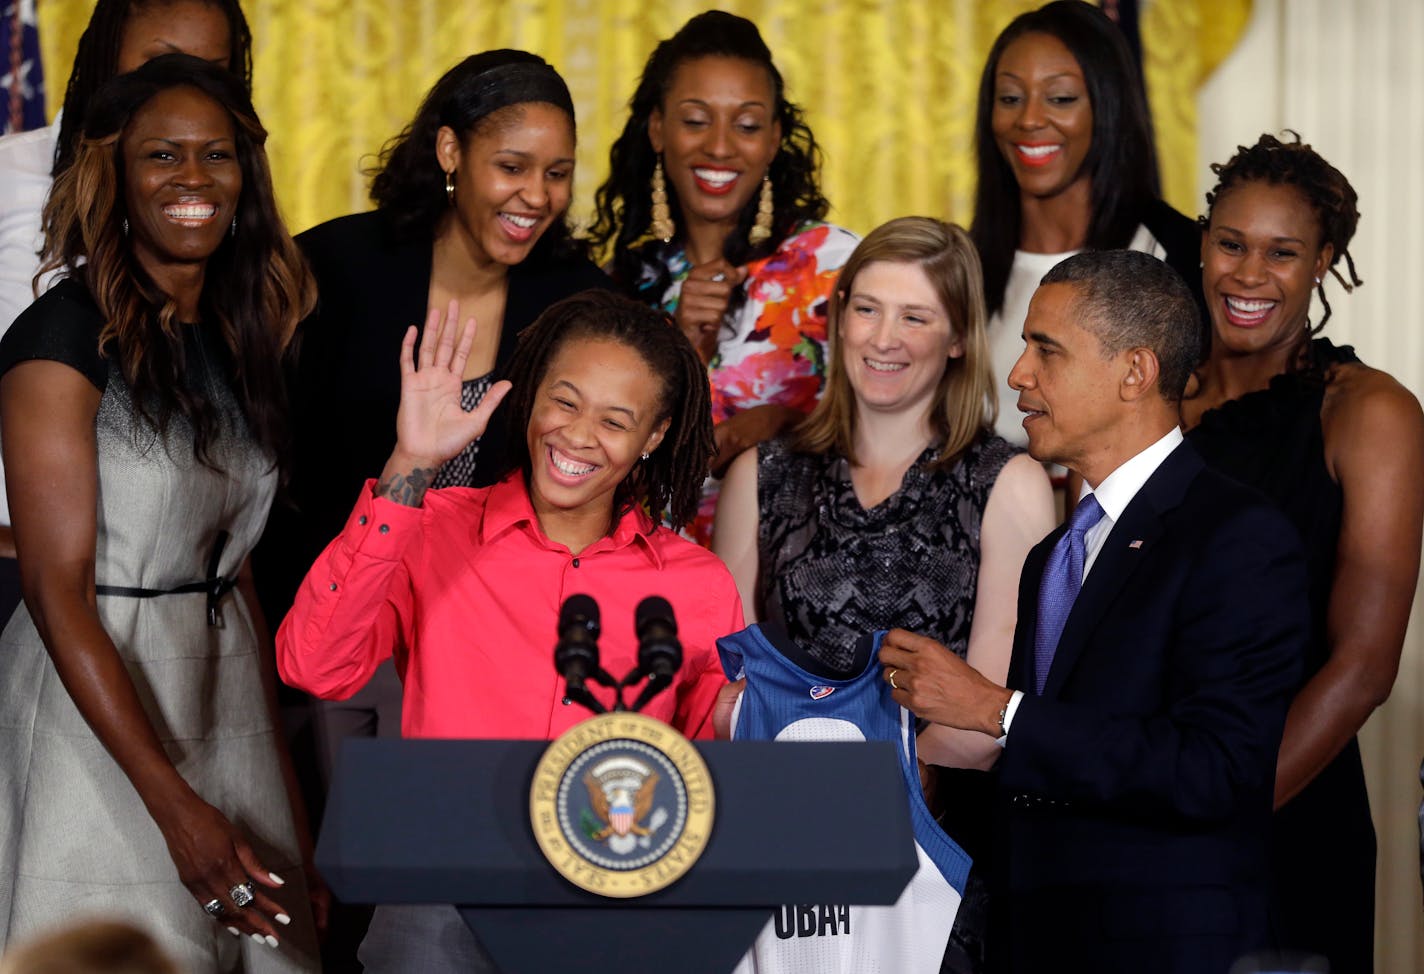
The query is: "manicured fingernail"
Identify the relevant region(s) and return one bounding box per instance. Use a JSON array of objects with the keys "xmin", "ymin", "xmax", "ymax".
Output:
[
  {"xmin": 264, "ymin": 935, "xmax": 280, "ymax": 948},
  {"xmin": 250, "ymin": 933, "xmax": 264, "ymax": 943},
  {"xmin": 267, "ymin": 871, "xmax": 285, "ymax": 886},
  {"xmin": 226, "ymin": 926, "xmax": 240, "ymax": 937},
  {"xmin": 275, "ymin": 913, "xmax": 291, "ymax": 925}
]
